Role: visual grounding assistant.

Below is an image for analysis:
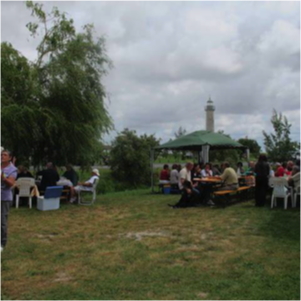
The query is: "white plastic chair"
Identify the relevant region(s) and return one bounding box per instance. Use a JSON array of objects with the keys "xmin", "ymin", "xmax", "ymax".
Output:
[
  {"xmin": 291, "ymin": 173, "xmax": 300, "ymax": 207},
  {"xmin": 292, "ymin": 186, "xmax": 300, "ymax": 208},
  {"xmin": 15, "ymin": 178, "xmax": 35, "ymax": 209},
  {"xmin": 78, "ymin": 178, "xmax": 99, "ymax": 205},
  {"xmin": 270, "ymin": 177, "xmax": 290, "ymax": 209}
]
